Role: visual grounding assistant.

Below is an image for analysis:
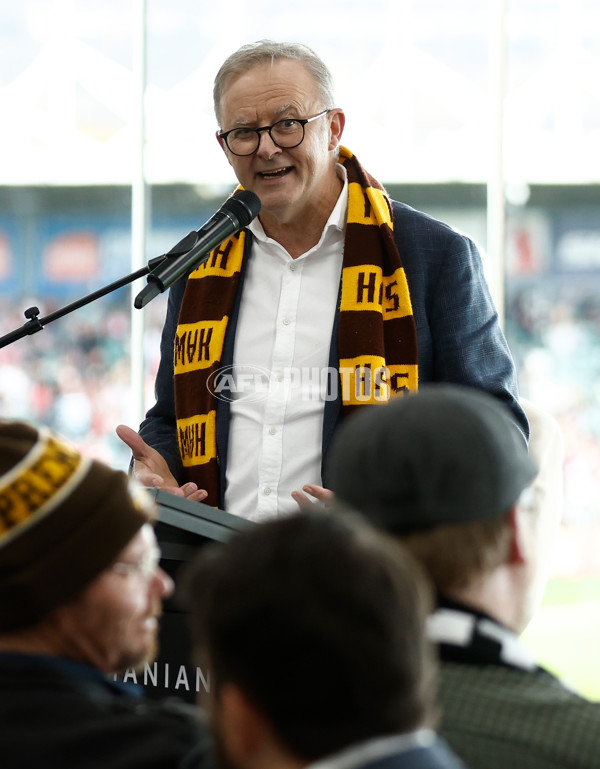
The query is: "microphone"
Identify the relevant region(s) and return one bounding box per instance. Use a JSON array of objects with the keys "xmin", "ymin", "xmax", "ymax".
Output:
[{"xmin": 135, "ymin": 190, "xmax": 261, "ymax": 309}]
